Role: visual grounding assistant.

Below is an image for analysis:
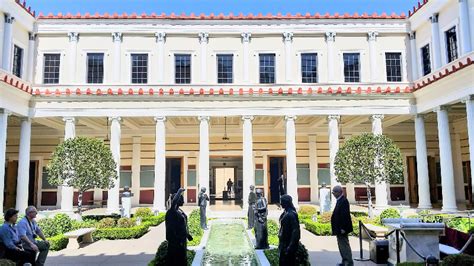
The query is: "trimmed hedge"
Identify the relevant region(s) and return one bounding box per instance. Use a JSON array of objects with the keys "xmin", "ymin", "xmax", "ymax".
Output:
[
  {"xmin": 141, "ymin": 213, "xmax": 166, "ymax": 226},
  {"xmin": 380, "ymin": 208, "xmax": 401, "ymax": 220},
  {"xmin": 47, "ymin": 234, "xmax": 69, "ymax": 251},
  {"xmin": 81, "ymin": 214, "xmax": 121, "ymax": 221},
  {"xmin": 442, "ymin": 254, "xmax": 474, "ymax": 266},
  {"xmin": 263, "ymin": 242, "xmax": 310, "ymax": 266},
  {"xmin": 148, "ymin": 240, "xmax": 195, "ymax": 266},
  {"xmin": 93, "ymin": 224, "xmax": 150, "ymax": 240},
  {"xmin": 135, "ymin": 207, "xmax": 153, "ymax": 217},
  {"xmin": 302, "ymin": 219, "xmax": 359, "ymax": 237},
  {"xmin": 187, "ymin": 209, "xmax": 204, "ymax": 246}
]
